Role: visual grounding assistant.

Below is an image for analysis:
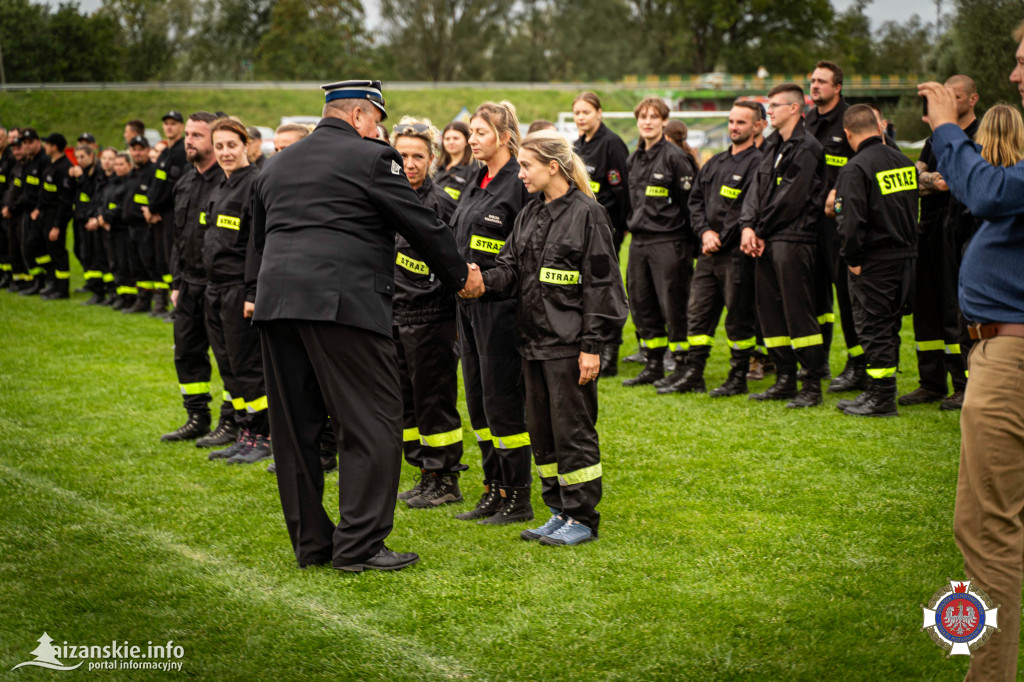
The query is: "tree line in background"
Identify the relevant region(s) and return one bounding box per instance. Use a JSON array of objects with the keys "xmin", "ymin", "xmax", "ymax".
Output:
[{"xmin": 1, "ymin": 0, "xmax": 1022, "ymax": 106}]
